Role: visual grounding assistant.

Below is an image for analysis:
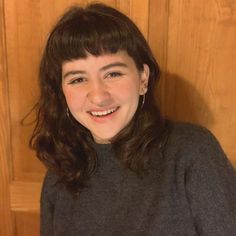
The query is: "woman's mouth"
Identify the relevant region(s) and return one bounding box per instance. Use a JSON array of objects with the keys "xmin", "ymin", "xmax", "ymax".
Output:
[{"xmin": 89, "ymin": 107, "xmax": 119, "ymax": 117}]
